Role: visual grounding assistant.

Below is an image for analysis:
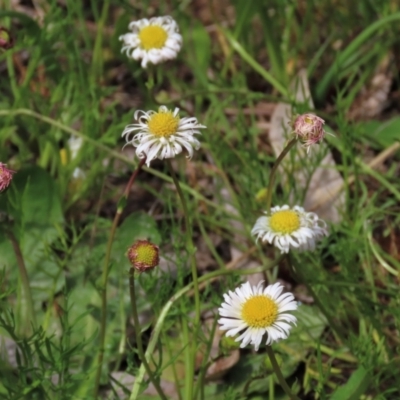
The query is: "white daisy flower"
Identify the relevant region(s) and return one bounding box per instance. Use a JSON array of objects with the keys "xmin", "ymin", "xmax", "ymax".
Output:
[
  {"xmin": 122, "ymin": 105, "xmax": 206, "ymax": 167},
  {"xmin": 251, "ymin": 205, "xmax": 328, "ymax": 254},
  {"xmin": 119, "ymin": 16, "xmax": 182, "ymax": 68},
  {"xmin": 218, "ymin": 281, "xmax": 297, "ymax": 351}
]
